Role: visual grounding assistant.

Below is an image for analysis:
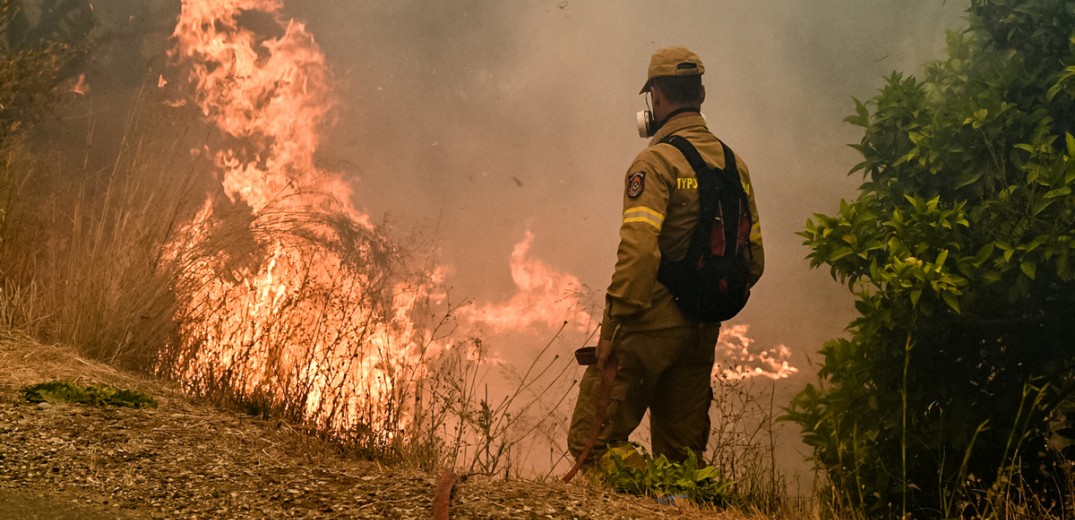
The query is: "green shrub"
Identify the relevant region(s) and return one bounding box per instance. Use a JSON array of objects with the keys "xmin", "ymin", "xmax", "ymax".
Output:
[
  {"xmin": 21, "ymin": 380, "xmax": 157, "ymax": 408},
  {"xmin": 786, "ymin": 0, "xmax": 1075, "ymax": 517},
  {"xmin": 599, "ymin": 444, "xmax": 733, "ymax": 506}
]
